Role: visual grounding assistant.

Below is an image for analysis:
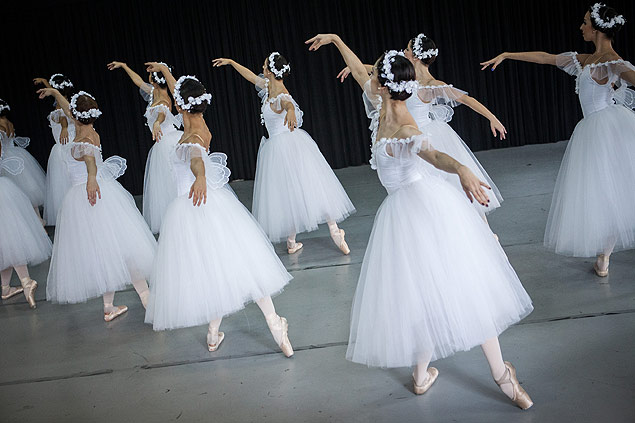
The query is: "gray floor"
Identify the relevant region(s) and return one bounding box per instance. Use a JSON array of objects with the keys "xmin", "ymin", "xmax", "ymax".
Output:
[{"xmin": 1, "ymin": 141, "xmax": 634, "ymax": 423}]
